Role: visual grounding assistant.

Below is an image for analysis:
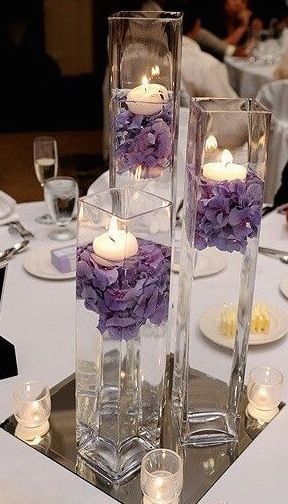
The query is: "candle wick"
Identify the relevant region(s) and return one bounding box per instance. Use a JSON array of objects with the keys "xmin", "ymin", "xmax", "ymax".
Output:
[{"xmin": 109, "ymin": 235, "xmax": 116, "ymax": 243}]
